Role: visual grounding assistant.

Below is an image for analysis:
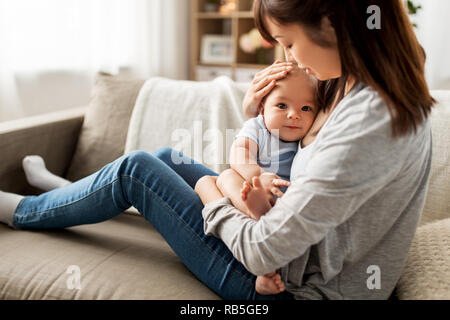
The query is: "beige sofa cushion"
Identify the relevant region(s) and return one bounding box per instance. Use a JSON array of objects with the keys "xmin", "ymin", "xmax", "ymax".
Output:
[
  {"xmin": 0, "ymin": 213, "xmax": 219, "ymax": 299},
  {"xmin": 397, "ymin": 218, "xmax": 450, "ymax": 300},
  {"xmin": 65, "ymin": 73, "xmax": 145, "ymax": 181},
  {"xmin": 419, "ymin": 91, "xmax": 450, "ymax": 226}
]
